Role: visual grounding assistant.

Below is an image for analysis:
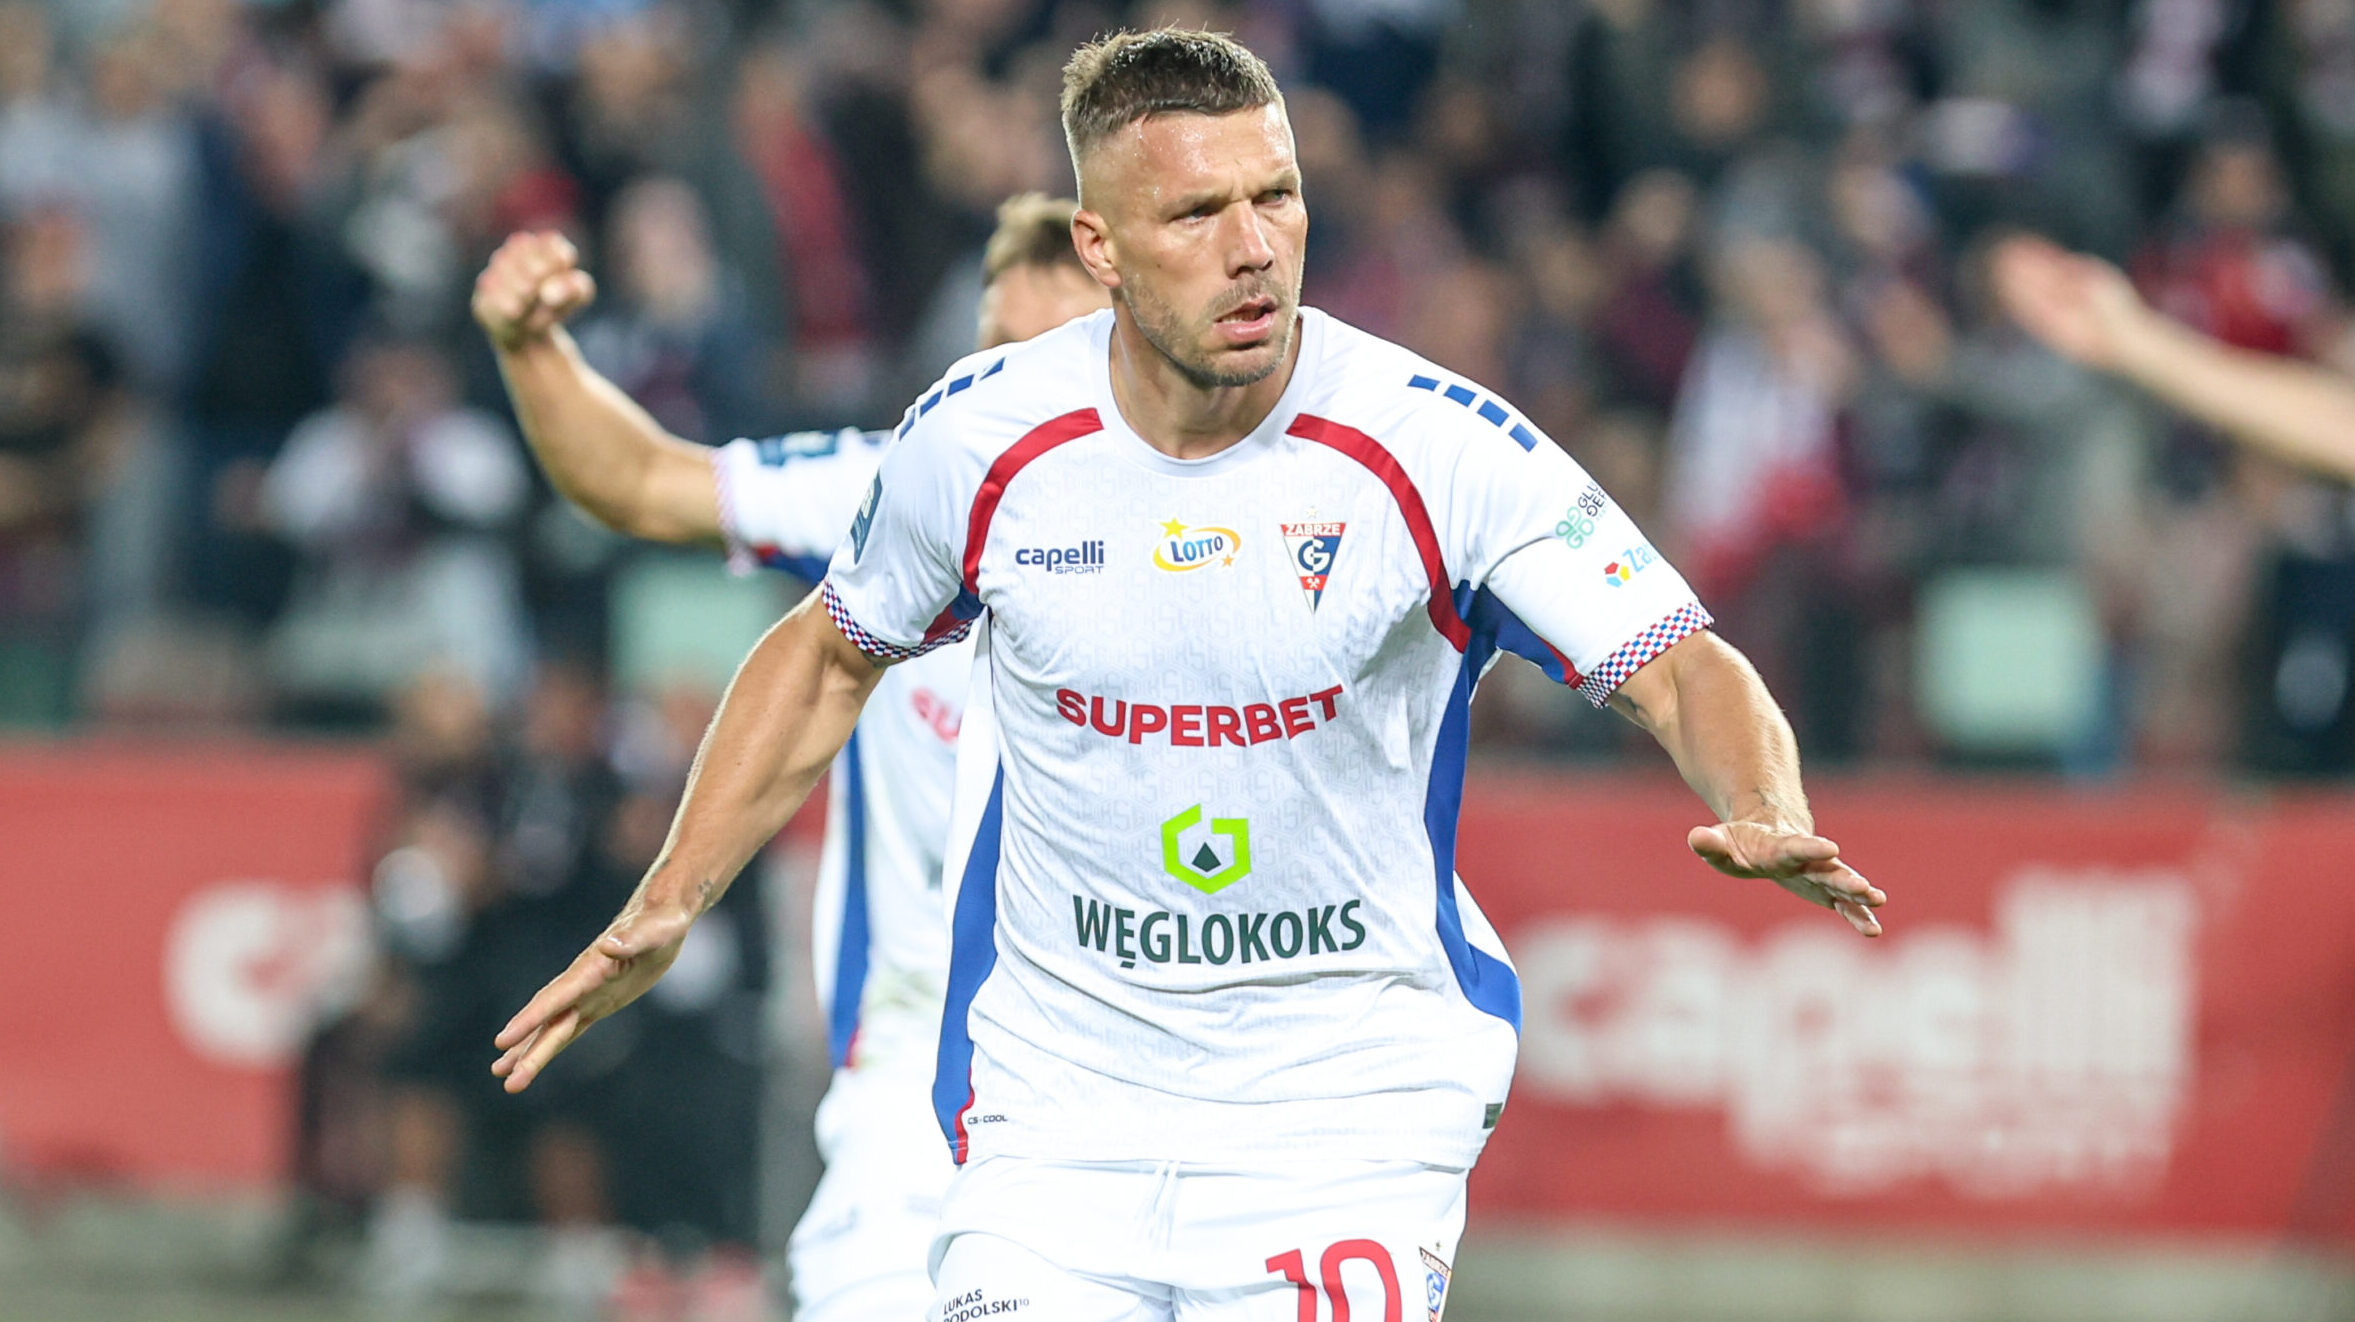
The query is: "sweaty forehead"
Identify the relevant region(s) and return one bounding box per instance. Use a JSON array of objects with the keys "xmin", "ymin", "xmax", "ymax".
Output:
[{"xmin": 1081, "ymin": 103, "xmax": 1296, "ymax": 212}]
